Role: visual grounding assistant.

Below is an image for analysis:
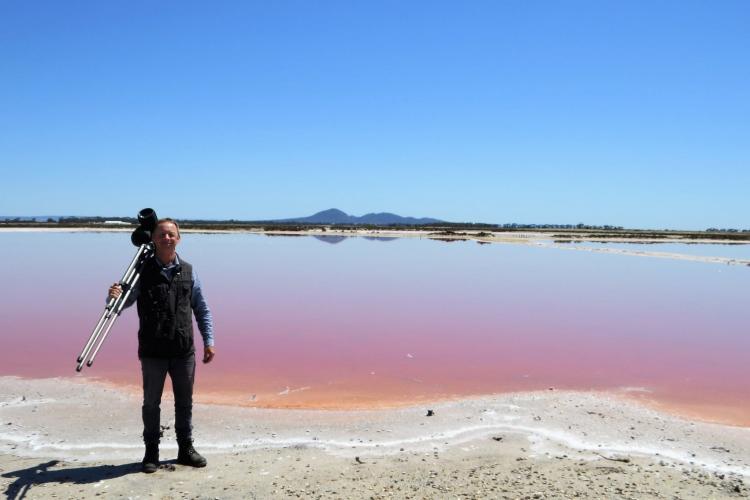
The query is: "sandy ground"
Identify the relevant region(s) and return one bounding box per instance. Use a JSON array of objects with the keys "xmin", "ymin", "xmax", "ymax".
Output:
[{"xmin": 1, "ymin": 377, "xmax": 748, "ymax": 499}]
